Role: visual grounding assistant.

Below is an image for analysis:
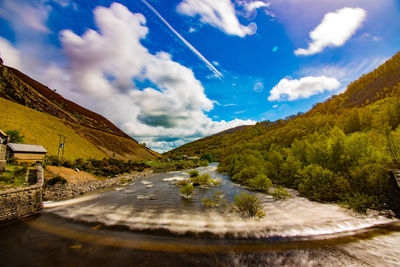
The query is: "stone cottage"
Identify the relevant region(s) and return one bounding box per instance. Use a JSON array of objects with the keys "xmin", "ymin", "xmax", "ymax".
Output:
[{"xmin": 0, "ymin": 129, "xmax": 9, "ymax": 172}]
